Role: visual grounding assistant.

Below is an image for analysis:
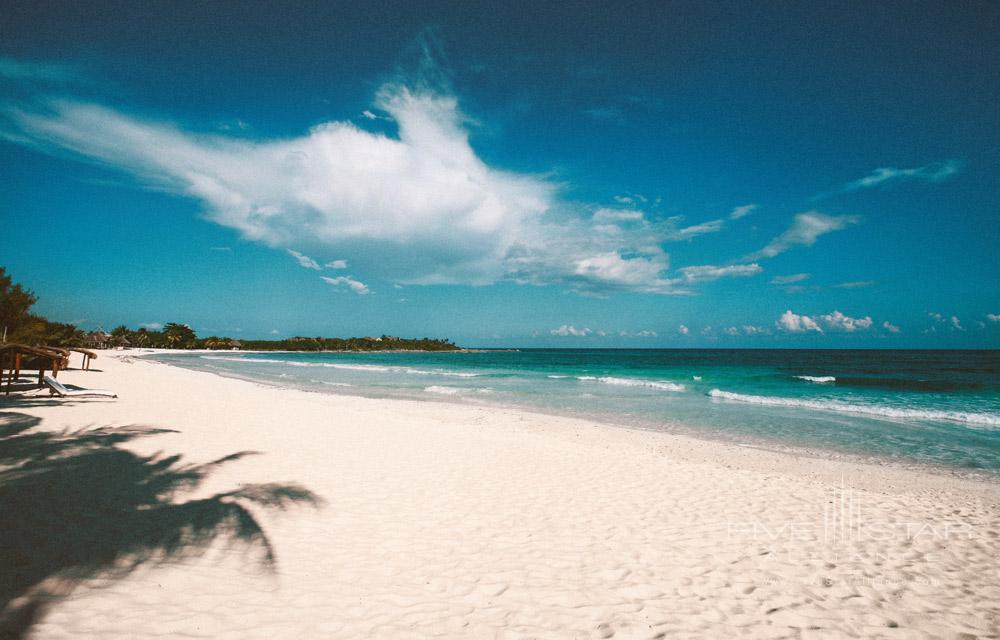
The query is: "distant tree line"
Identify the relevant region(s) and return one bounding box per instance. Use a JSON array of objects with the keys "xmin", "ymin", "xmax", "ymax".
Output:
[
  {"xmin": 1, "ymin": 267, "xmax": 460, "ymax": 352},
  {"xmin": 237, "ymin": 336, "xmax": 460, "ymax": 352}
]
